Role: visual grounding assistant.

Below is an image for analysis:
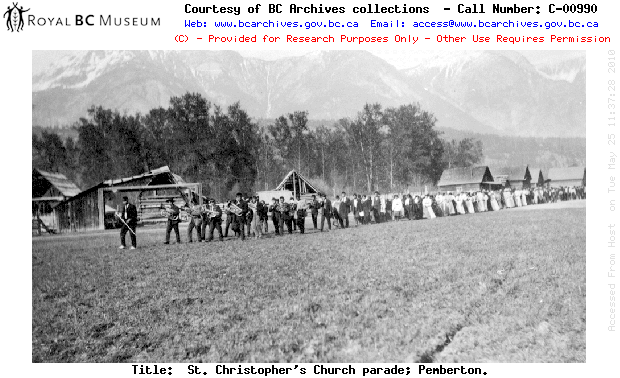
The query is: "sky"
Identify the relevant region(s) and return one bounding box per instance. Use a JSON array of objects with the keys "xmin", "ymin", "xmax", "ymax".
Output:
[{"xmin": 32, "ymin": 50, "xmax": 585, "ymax": 75}]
